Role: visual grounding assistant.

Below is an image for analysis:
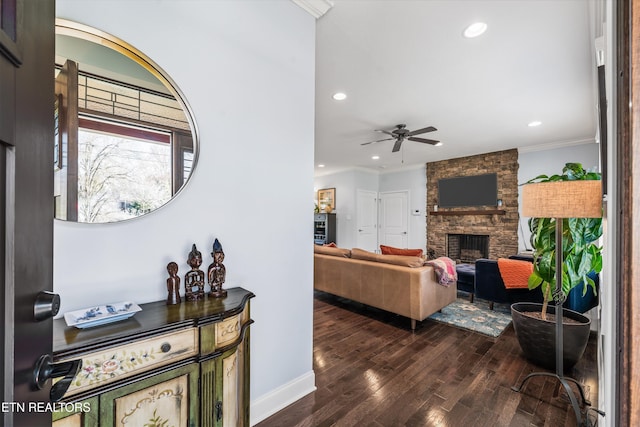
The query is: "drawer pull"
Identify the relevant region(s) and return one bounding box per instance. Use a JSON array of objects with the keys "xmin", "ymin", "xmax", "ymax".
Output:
[{"xmin": 160, "ymin": 343, "xmax": 172, "ymax": 353}]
